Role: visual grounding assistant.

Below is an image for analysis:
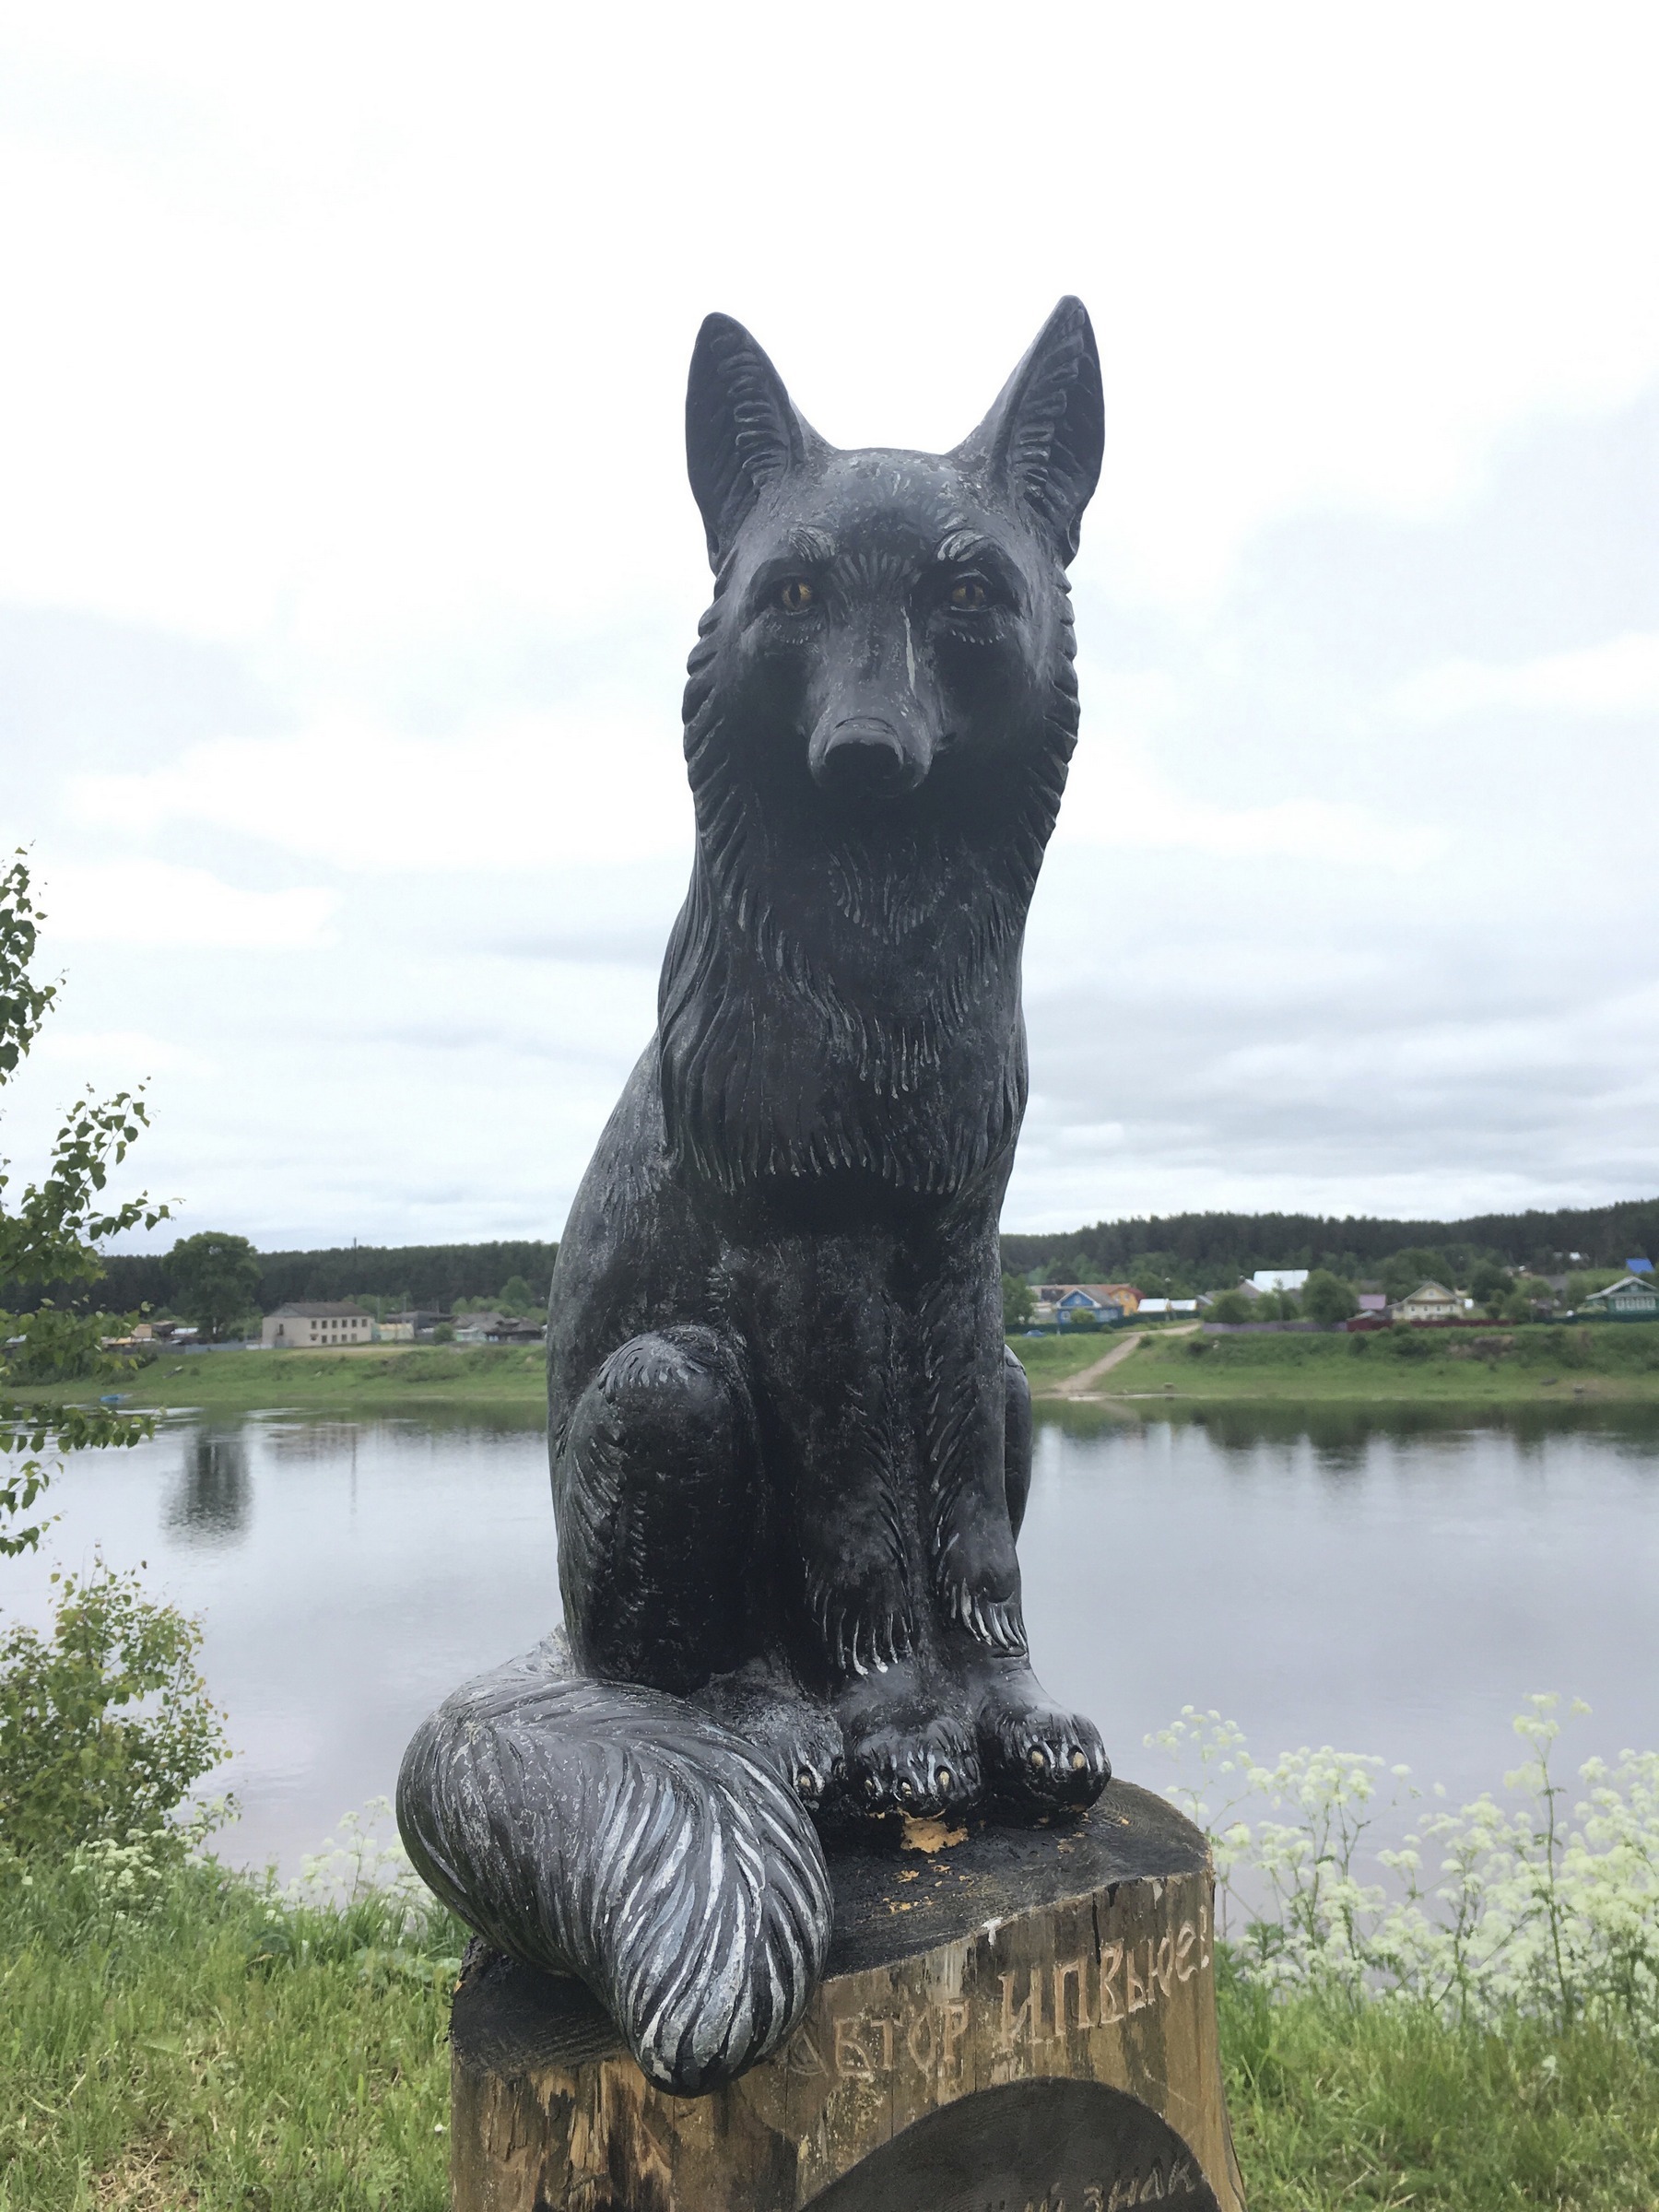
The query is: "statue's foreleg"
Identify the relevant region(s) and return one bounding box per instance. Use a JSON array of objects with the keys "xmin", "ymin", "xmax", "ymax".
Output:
[
  {"xmin": 952, "ymin": 1343, "xmax": 1112, "ymax": 1811},
  {"xmin": 921, "ymin": 1254, "xmax": 1028, "ymax": 1653}
]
